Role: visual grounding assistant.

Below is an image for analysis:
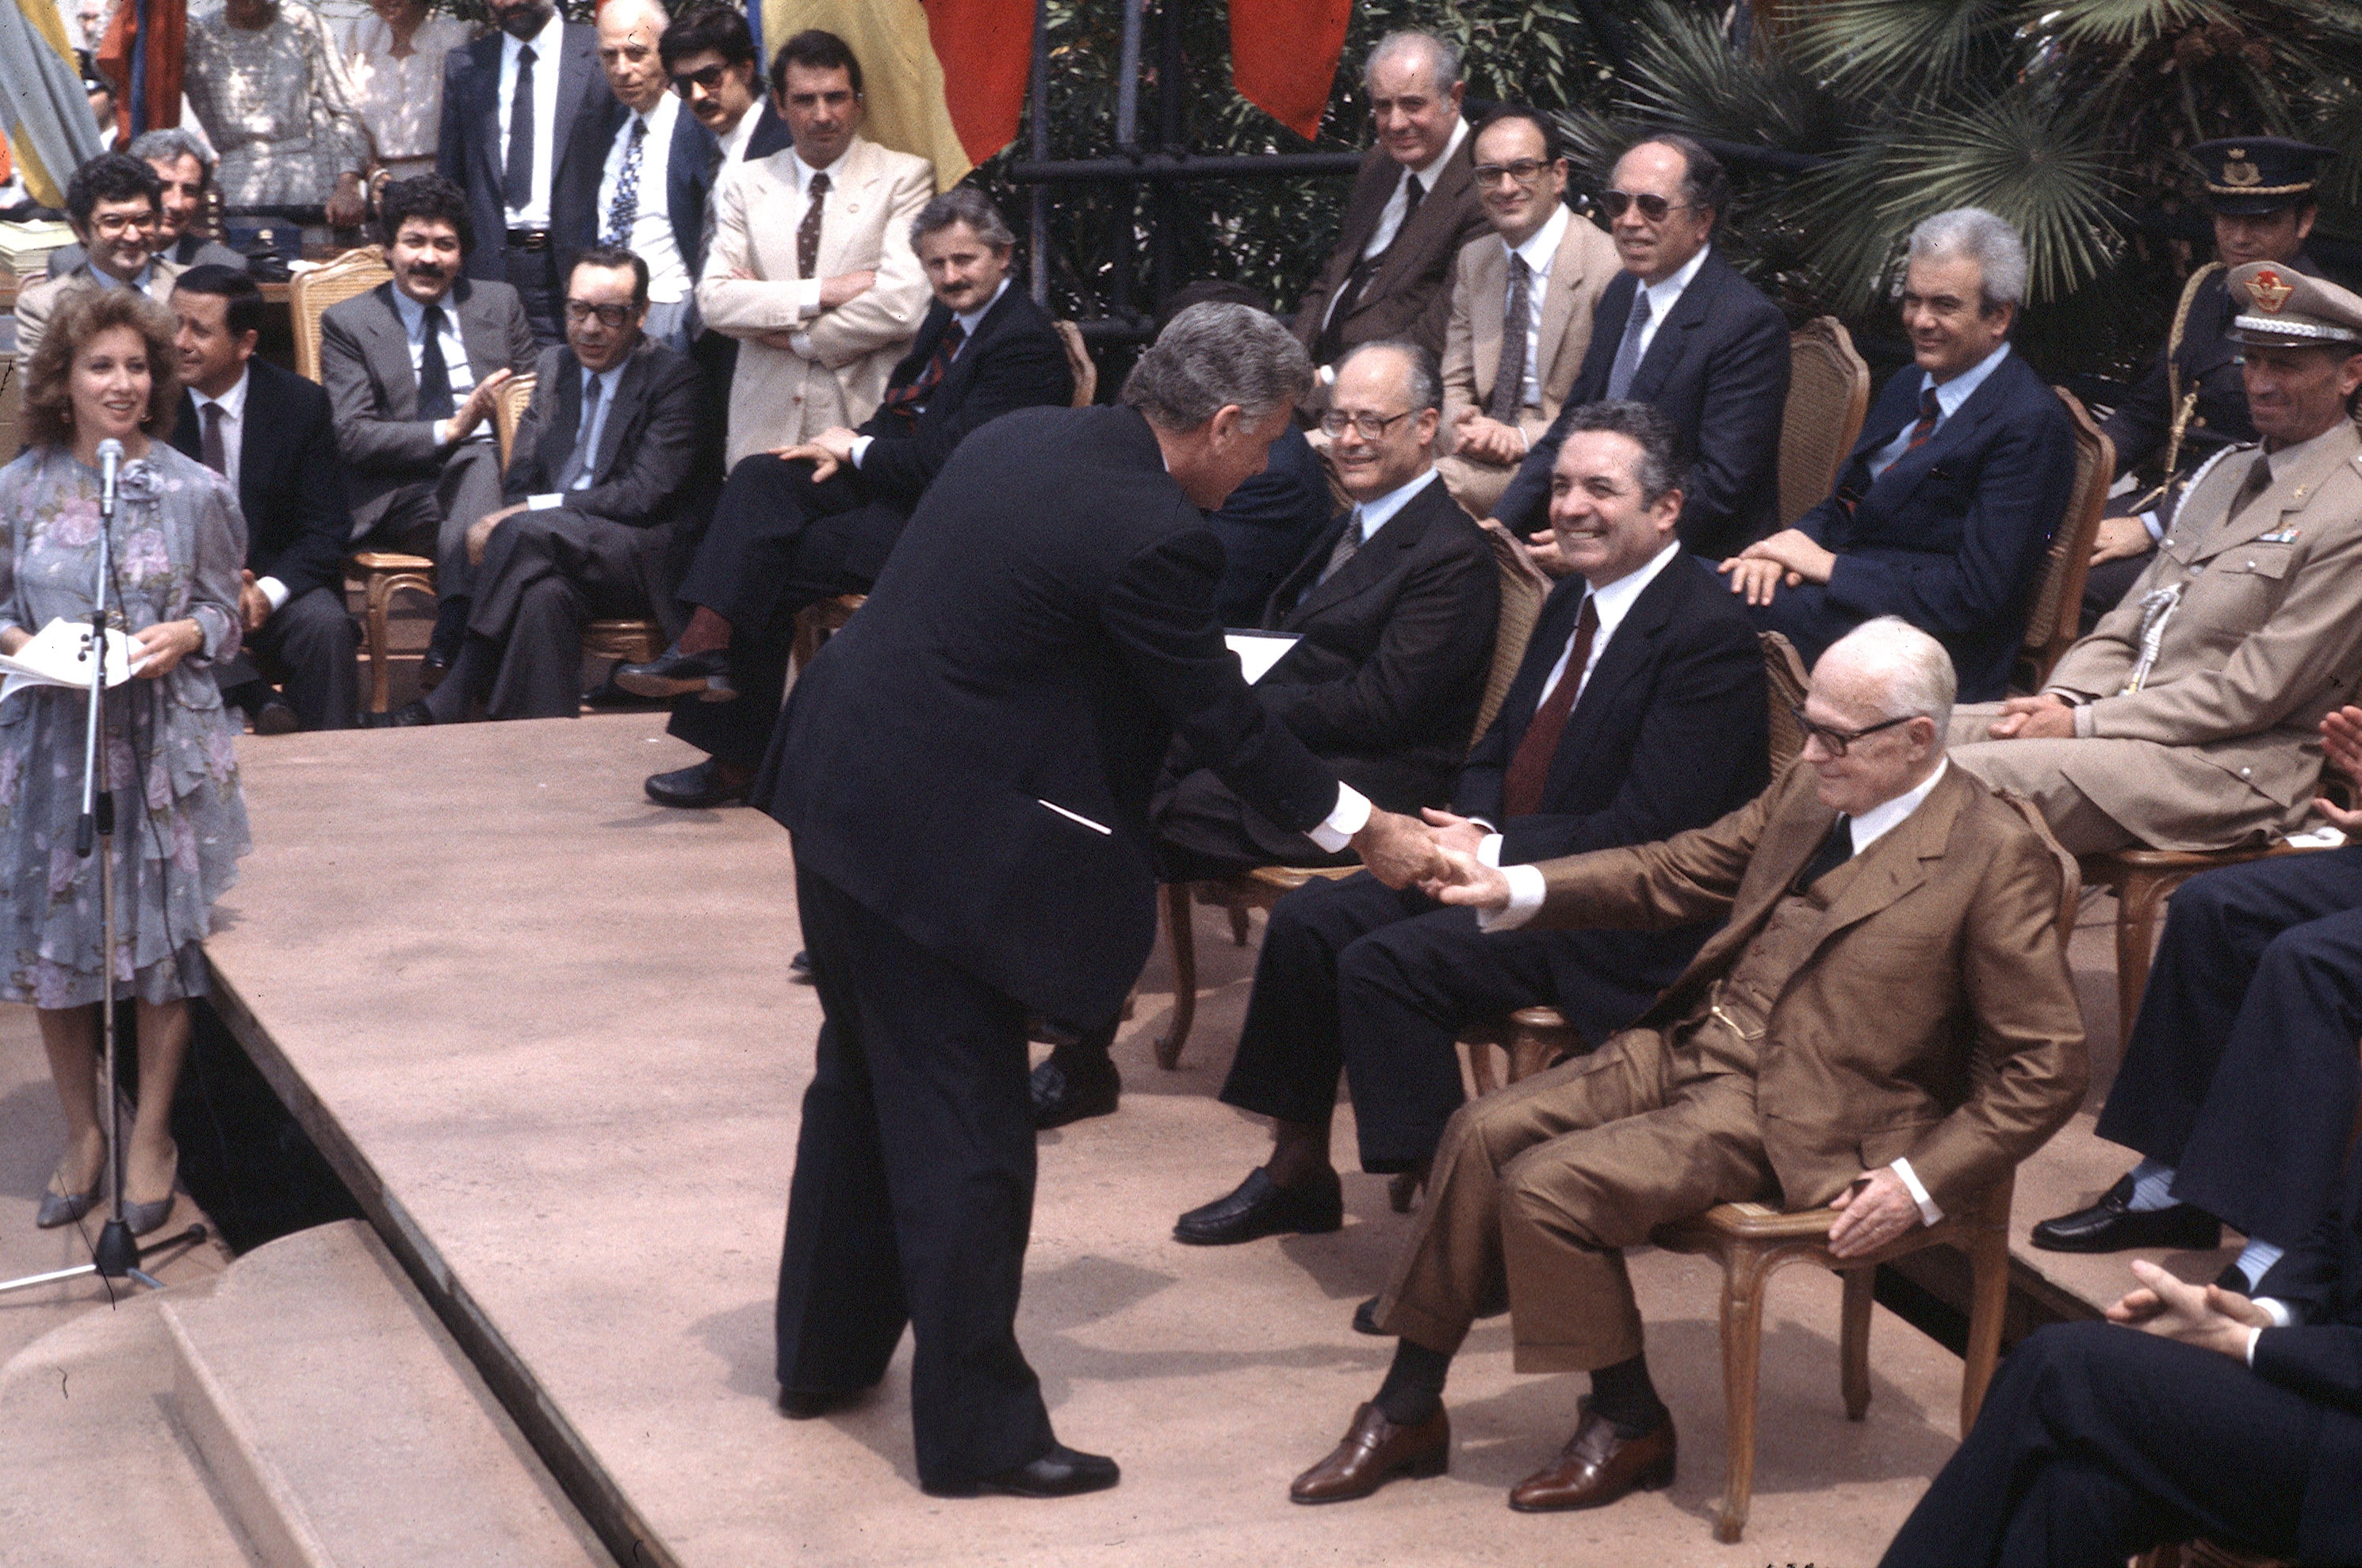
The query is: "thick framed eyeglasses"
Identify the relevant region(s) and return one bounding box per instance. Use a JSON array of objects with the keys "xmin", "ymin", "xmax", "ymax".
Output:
[
  {"xmin": 91, "ymin": 211, "xmax": 159, "ymax": 236},
  {"xmin": 1789, "ymin": 703, "xmax": 1914, "ymax": 758},
  {"xmin": 671, "ymin": 63, "xmax": 729, "ymax": 95},
  {"xmin": 1599, "ymin": 189, "xmax": 1690, "ymax": 222},
  {"xmin": 1473, "ymin": 158, "xmax": 1554, "ymax": 187},
  {"xmin": 564, "ymin": 299, "xmax": 635, "ymax": 327},
  {"xmin": 1319, "ymin": 409, "xmax": 1413, "ymax": 441}
]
